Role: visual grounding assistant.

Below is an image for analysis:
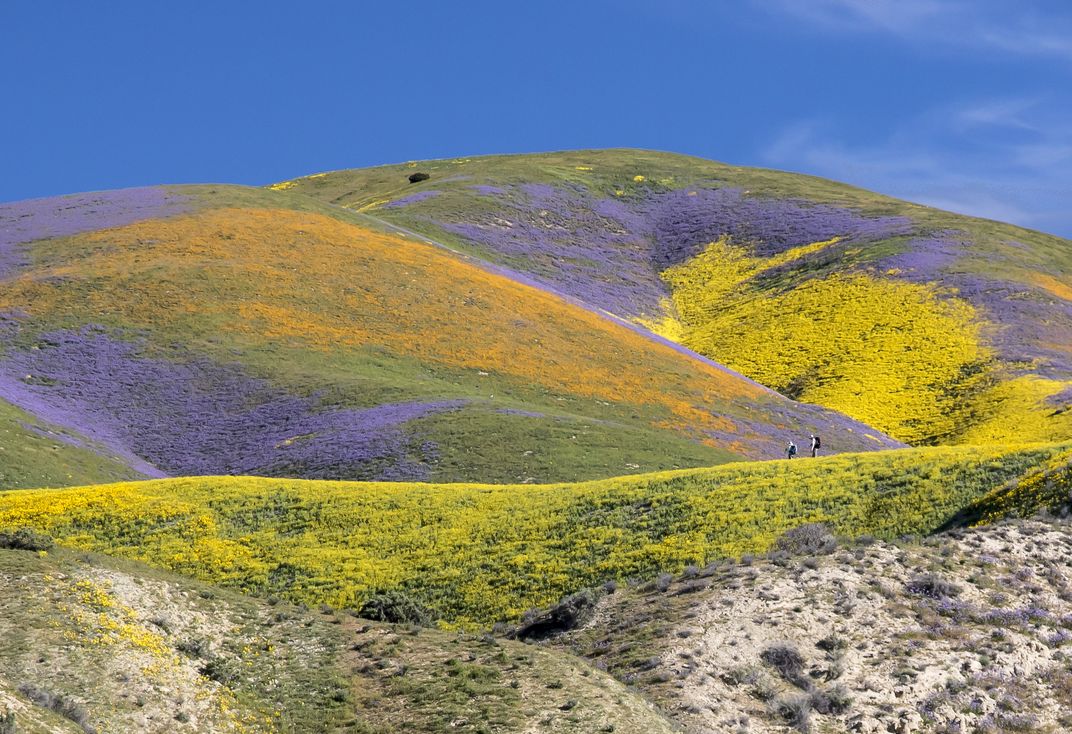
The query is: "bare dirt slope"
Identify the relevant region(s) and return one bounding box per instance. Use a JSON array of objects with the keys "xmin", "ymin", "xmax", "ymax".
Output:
[{"xmin": 555, "ymin": 518, "xmax": 1072, "ymax": 733}]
